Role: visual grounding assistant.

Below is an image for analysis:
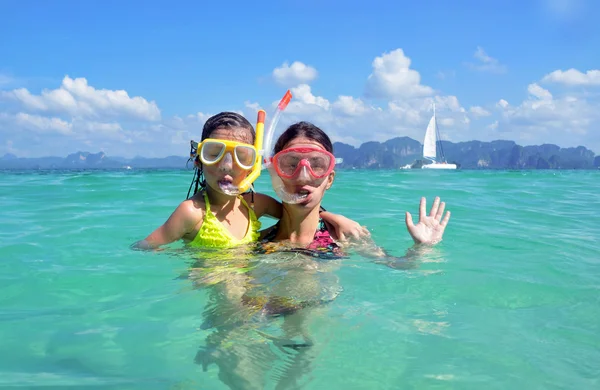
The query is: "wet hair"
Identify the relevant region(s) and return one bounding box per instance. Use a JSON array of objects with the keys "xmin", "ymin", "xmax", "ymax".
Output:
[
  {"xmin": 273, "ymin": 121, "xmax": 333, "ymax": 154},
  {"xmin": 187, "ymin": 112, "xmax": 255, "ymax": 198},
  {"xmin": 201, "ymin": 111, "xmax": 255, "ymax": 143}
]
